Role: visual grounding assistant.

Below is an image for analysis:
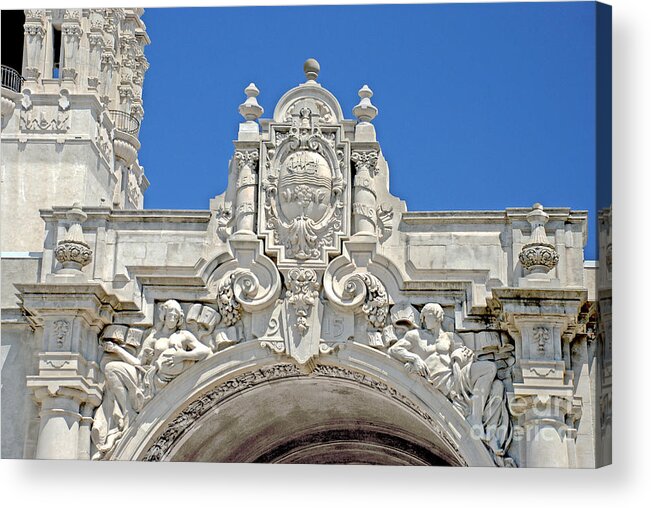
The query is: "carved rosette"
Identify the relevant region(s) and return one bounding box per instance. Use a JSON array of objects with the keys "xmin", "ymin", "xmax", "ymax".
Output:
[
  {"xmin": 213, "ymin": 202, "xmax": 234, "ymax": 241},
  {"xmin": 55, "ymin": 240, "xmax": 93, "ymax": 269},
  {"xmin": 519, "ymin": 244, "xmax": 559, "ymax": 272},
  {"xmin": 285, "ymin": 267, "xmax": 320, "ymax": 336},
  {"xmin": 260, "ymin": 101, "xmax": 348, "ymax": 266}
]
